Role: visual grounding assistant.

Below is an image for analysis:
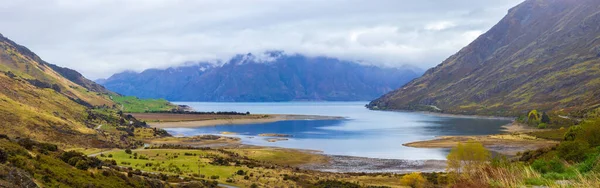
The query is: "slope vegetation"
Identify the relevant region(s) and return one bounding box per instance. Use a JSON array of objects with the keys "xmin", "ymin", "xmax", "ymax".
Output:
[
  {"xmin": 369, "ymin": 0, "xmax": 600, "ymax": 116},
  {"xmin": 0, "ymin": 33, "xmax": 151, "ymax": 148}
]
